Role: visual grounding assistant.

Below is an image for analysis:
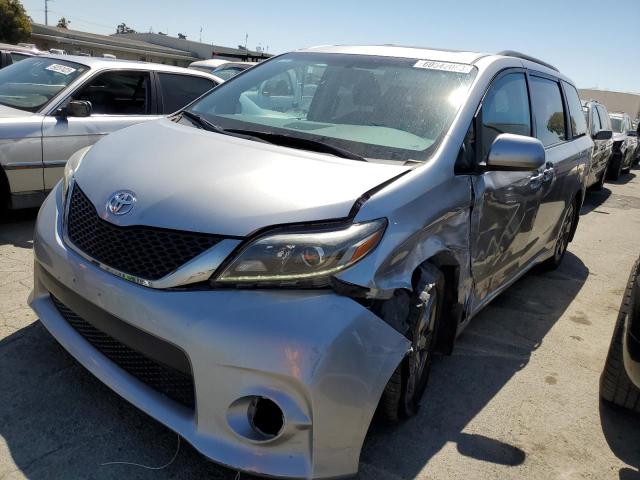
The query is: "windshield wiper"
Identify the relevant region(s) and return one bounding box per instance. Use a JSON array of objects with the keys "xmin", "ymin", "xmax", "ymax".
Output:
[
  {"xmin": 178, "ymin": 113, "xmax": 366, "ymax": 162},
  {"xmin": 178, "ymin": 111, "xmax": 270, "ymax": 144},
  {"xmin": 224, "ymin": 128, "xmax": 368, "ymax": 162}
]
